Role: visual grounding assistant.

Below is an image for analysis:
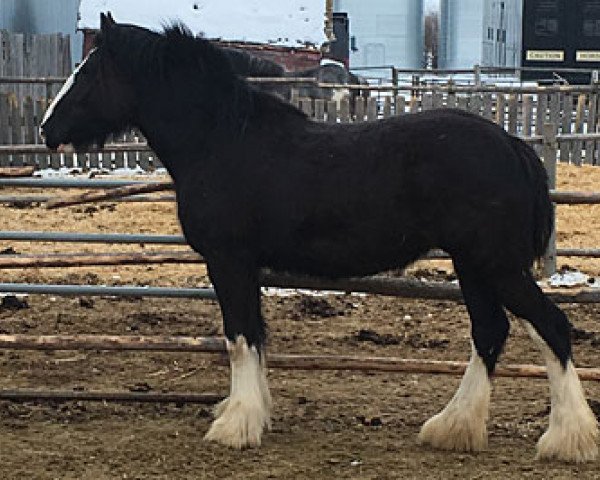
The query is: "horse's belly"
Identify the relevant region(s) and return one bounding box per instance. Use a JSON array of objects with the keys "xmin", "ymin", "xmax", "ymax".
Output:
[{"xmin": 260, "ymin": 229, "xmax": 429, "ymax": 278}]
